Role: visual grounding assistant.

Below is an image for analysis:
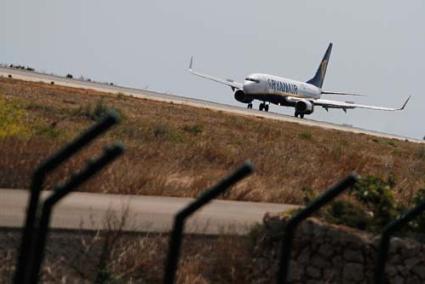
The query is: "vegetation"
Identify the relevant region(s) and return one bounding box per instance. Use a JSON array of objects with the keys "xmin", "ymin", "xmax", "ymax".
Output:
[
  {"xmin": 1, "ymin": 78, "xmax": 425, "ymax": 282},
  {"xmin": 0, "ymin": 77, "xmax": 424, "ymax": 205},
  {"xmin": 0, "ymin": 97, "xmax": 30, "ymax": 138},
  {"xmin": 298, "ymin": 131, "xmax": 312, "ymax": 140},
  {"xmin": 0, "ymin": 211, "xmax": 254, "ymax": 283},
  {"xmin": 8, "ymin": 64, "xmax": 35, "ymax": 71},
  {"xmin": 307, "ymin": 175, "xmax": 425, "ymax": 235}
]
